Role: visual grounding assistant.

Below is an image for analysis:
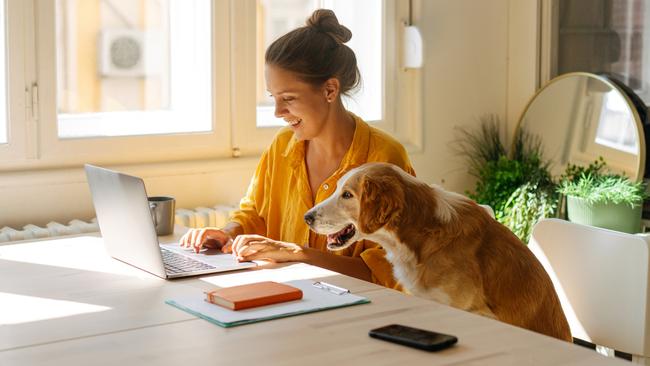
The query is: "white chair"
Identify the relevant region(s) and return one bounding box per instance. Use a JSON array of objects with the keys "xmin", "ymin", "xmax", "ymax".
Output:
[{"xmin": 529, "ymin": 218, "xmax": 650, "ymax": 364}]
